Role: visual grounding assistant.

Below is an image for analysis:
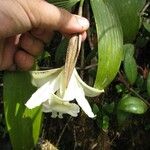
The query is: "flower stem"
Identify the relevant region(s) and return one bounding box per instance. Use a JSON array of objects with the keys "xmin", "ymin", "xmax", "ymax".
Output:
[
  {"xmin": 78, "ymin": 0, "xmax": 85, "ymax": 16},
  {"xmin": 64, "ymin": 0, "xmax": 85, "ymax": 88}
]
